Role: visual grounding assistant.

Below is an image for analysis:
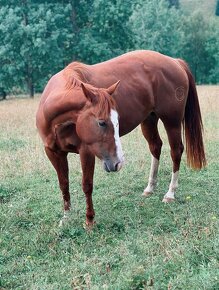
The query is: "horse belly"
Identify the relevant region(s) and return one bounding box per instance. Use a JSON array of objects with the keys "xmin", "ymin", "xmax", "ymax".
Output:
[
  {"xmin": 116, "ymin": 94, "xmax": 153, "ymax": 136},
  {"xmin": 115, "ymin": 72, "xmax": 156, "ymax": 135}
]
